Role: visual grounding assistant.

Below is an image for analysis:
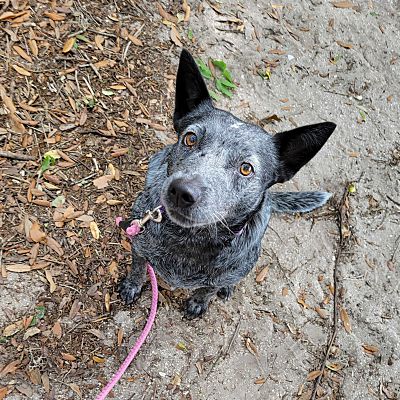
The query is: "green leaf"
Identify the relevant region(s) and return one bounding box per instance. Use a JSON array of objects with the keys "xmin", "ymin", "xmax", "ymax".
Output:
[
  {"xmin": 30, "ymin": 306, "xmax": 46, "ymax": 327},
  {"xmin": 36, "ymin": 306, "xmax": 46, "ymax": 319},
  {"xmin": 348, "ymin": 183, "xmax": 356, "ymax": 193},
  {"xmin": 208, "ymin": 90, "xmax": 220, "ymax": 101},
  {"xmin": 222, "ymin": 68, "xmax": 233, "ymax": 83},
  {"xmin": 216, "ymin": 78, "xmax": 233, "ymax": 98},
  {"xmin": 359, "ymin": 110, "xmax": 367, "ymax": 122},
  {"xmin": 219, "ymin": 78, "xmax": 236, "ymax": 89},
  {"xmin": 41, "ymin": 151, "xmax": 59, "ymax": 172},
  {"xmin": 196, "ymin": 59, "xmax": 212, "ymax": 79},
  {"xmin": 0, "ymin": 337, "xmax": 7, "ymax": 344},
  {"xmin": 187, "ymin": 28, "xmax": 194, "ymax": 41},
  {"xmin": 212, "ymin": 59, "xmax": 227, "ymax": 72},
  {"xmin": 76, "ymin": 34, "xmax": 90, "ymax": 43}
]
